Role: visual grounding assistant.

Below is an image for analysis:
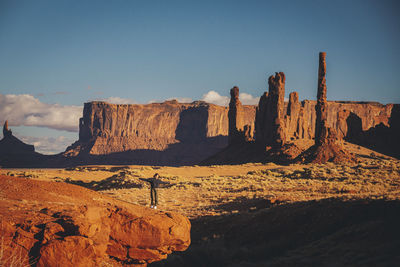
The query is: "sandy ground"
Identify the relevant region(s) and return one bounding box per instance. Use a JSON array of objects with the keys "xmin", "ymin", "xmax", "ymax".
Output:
[{"xmin": 1, "ymin": 143, "xmax": 399, "ymax": 219}]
